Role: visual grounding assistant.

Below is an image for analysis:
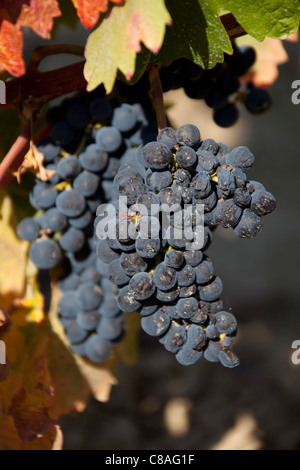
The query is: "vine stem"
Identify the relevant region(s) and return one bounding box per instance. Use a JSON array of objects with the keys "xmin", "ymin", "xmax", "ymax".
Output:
[
  {"xmin": 148, "ymin": 65, "xmax": 167, "ymax": 133},
  {"xmin": 0, "ymin": 123, "xmax": 51, "ymax": 188}
]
